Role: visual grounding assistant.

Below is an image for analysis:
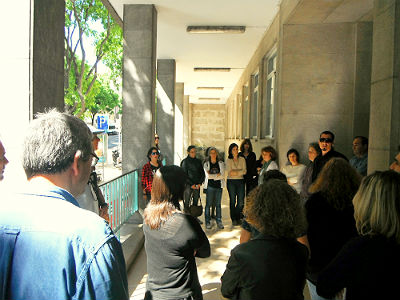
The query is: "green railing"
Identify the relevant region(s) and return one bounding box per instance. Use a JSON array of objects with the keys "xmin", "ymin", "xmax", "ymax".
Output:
[{"xmin": 99, "ymin": 169, "xmax": 139, "ymax": 235}]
